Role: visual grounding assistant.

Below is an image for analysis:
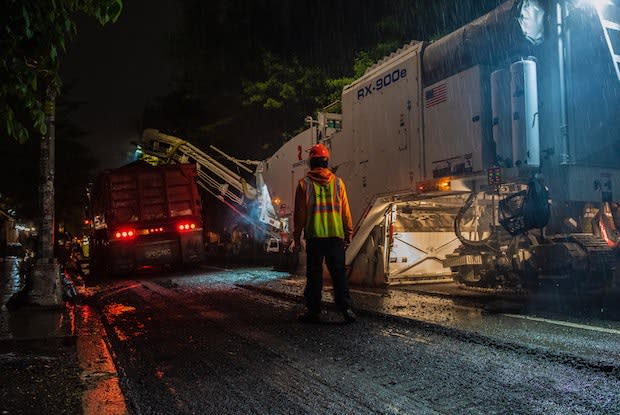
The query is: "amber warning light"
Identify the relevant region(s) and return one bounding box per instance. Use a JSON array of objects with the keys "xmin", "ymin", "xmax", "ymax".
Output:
[{"xmin": 416, "ymin": 178, "xmax": 451, "ymax": 193}]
